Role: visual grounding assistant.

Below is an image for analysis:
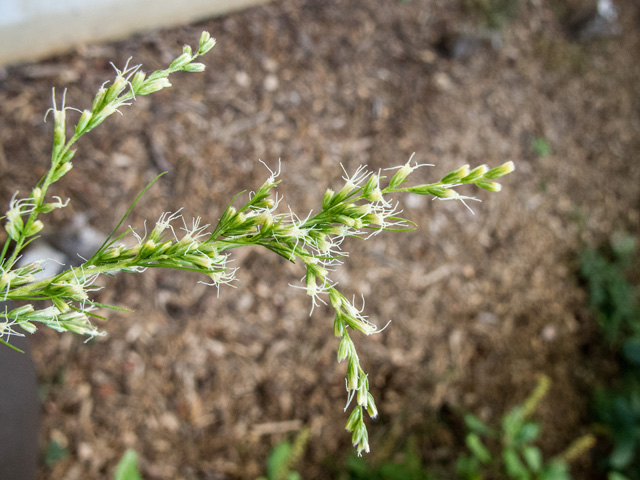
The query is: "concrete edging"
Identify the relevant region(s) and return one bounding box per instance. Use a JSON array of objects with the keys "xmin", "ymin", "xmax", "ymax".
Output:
[{"xmin": 0, "ymin": 0, "xmax": 268, "ymax": 66}]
